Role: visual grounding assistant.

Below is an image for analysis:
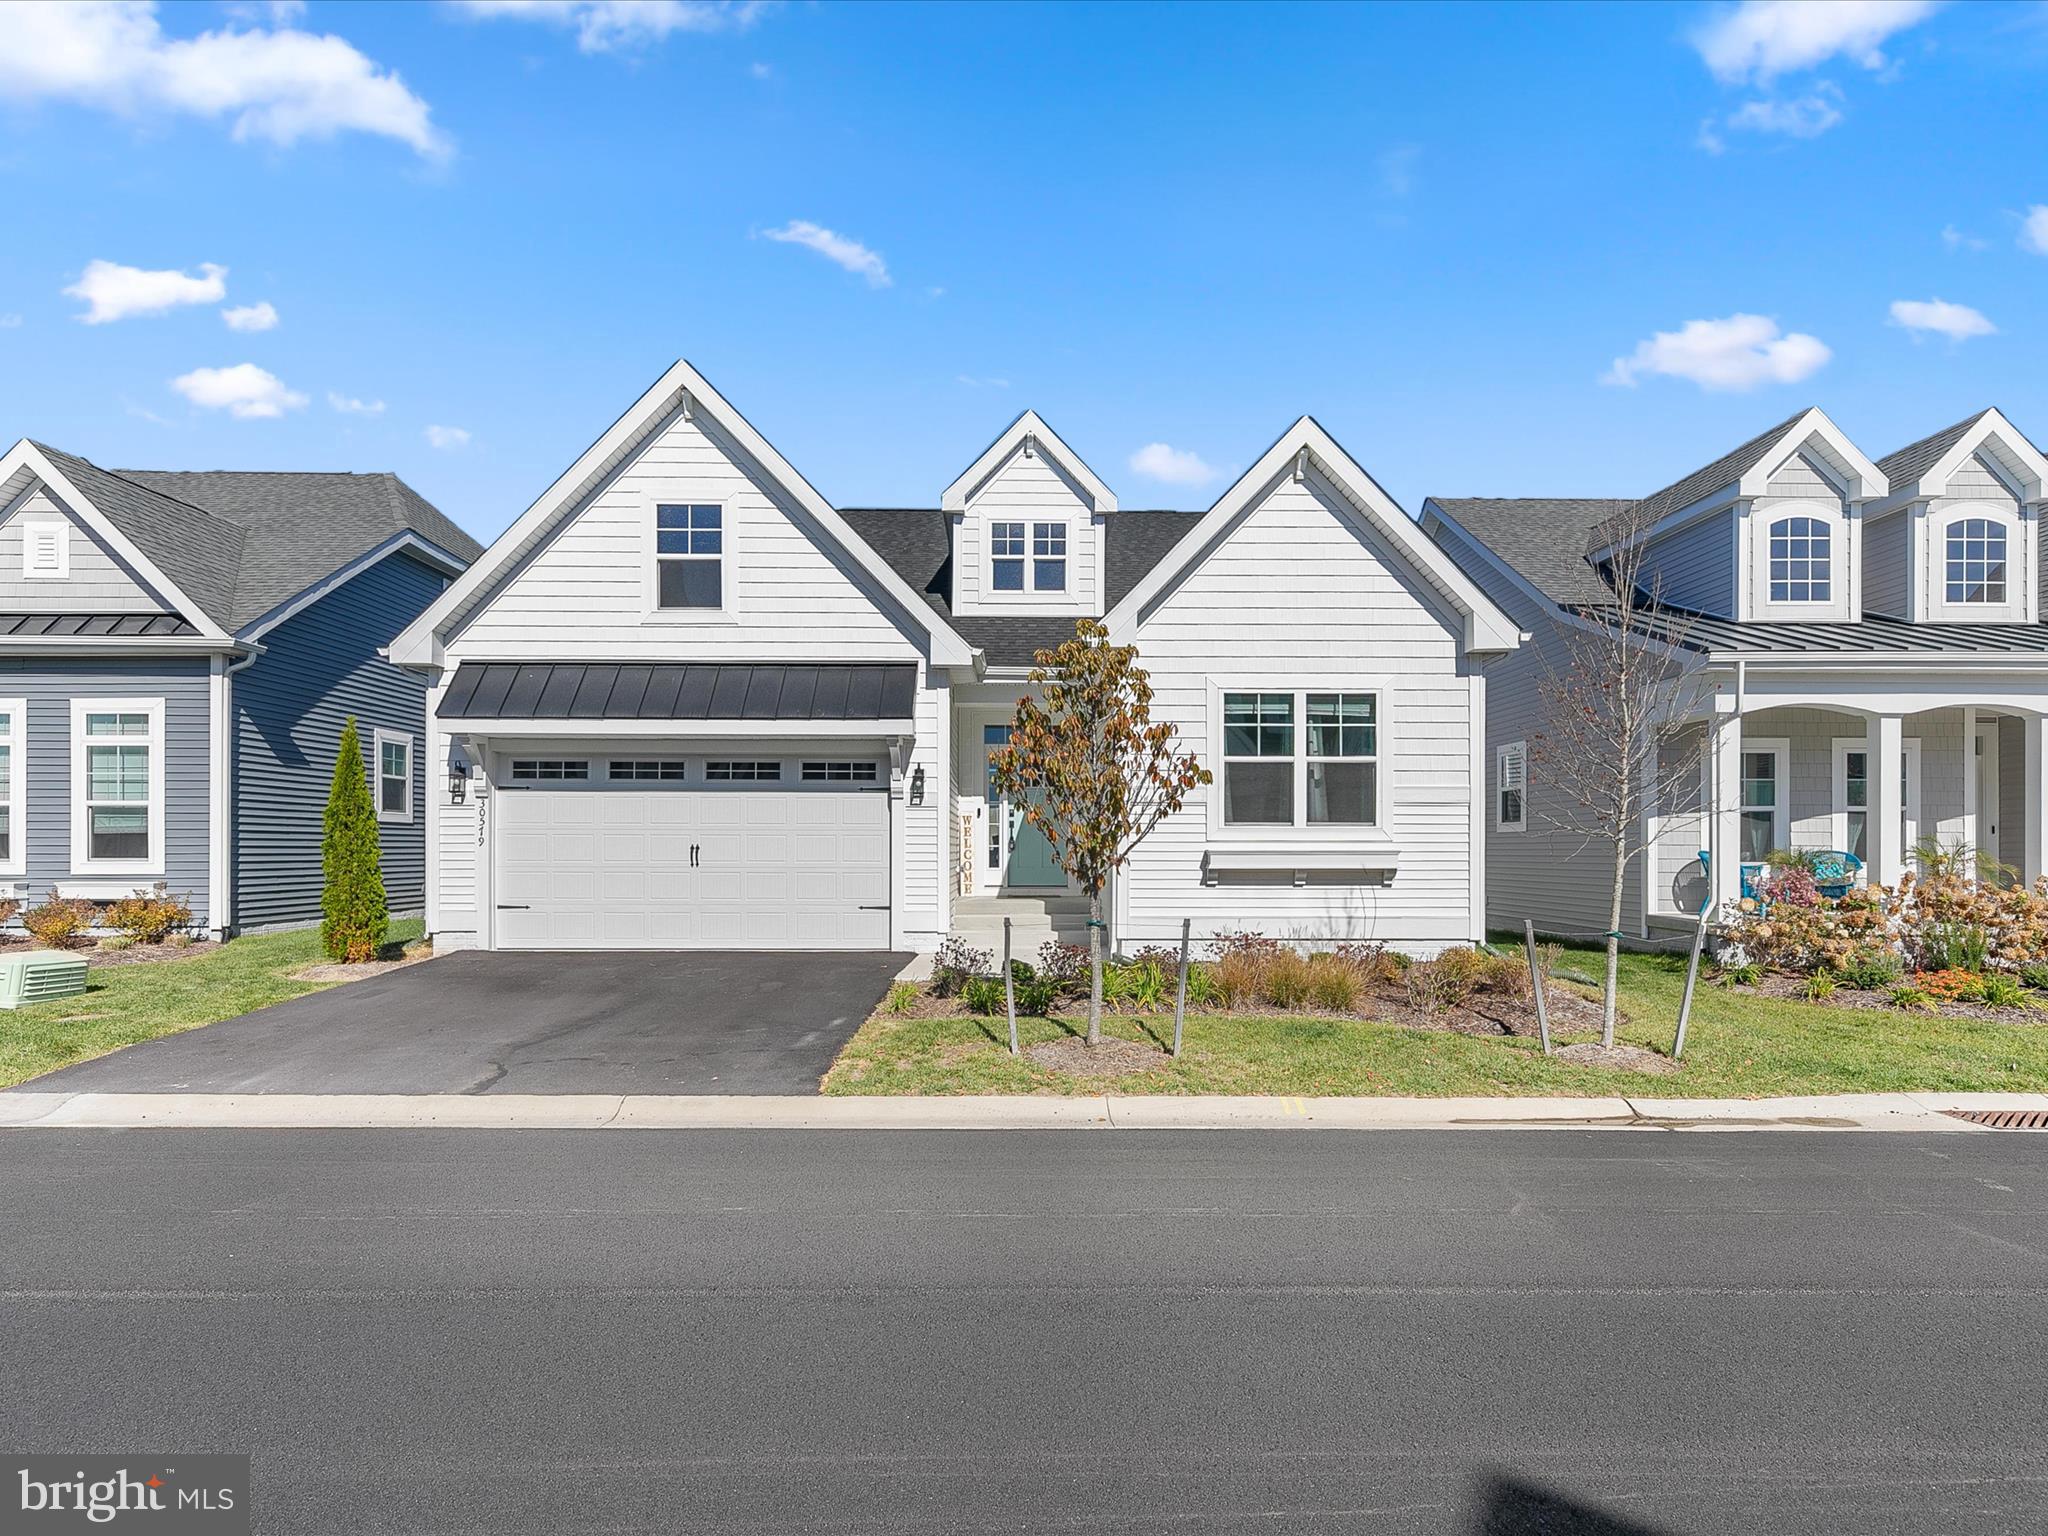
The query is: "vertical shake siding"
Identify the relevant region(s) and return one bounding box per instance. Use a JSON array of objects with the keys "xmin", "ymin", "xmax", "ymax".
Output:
[
  {"xmin": 1863, "ymin": 510, "xmax": 1910, "ymax": 616},
  {"xmin": 951, "ymin": 451, "xmax": 1102, "ymax": 617},
  {"xmin": 2, "ymin": 658, "xmax": 212, "ymax": 923},
  {"xmin": 233, "ymin": 552, "xmax": 448, "ymax": 928},
  {"xmin": 1426, "ymin": 517, "xmax": 1647, "ymax": 939},
  {"xmin": 1120, "ymin": 469, "xmax": 1474, "ymax": 953},
  {"xmin": 0, "ymin": 489, "xmax": 167, "ymax": 611},
  {"xmin": 453, "ymin": 406, "xmax": 920, "ymax": 661},
  {"xmin": 1638, "ymin": 507, "xmax": 1735, "ymax": 616}
]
